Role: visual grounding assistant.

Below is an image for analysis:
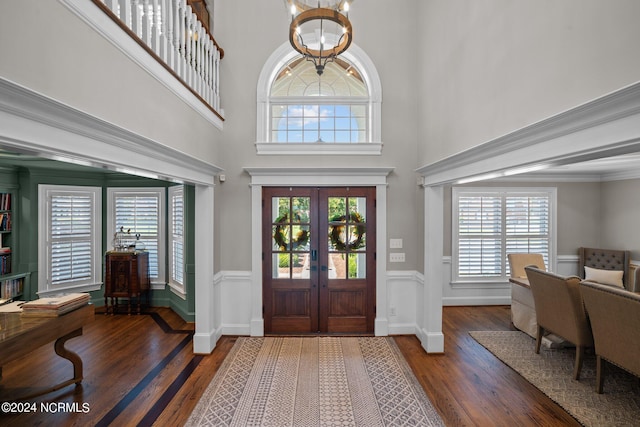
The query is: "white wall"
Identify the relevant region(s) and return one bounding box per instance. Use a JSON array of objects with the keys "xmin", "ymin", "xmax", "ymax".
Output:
[
  {"xmin": 417, "ymin": 0, "xmax": 640, "ymax": 165},
  {"xmin": 214, "ymin": 0, "xmax": 422, "ymax": 272},
  {"xmin": 601, "ymin": 178, "xmax": 640, "ymax": 259}
]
